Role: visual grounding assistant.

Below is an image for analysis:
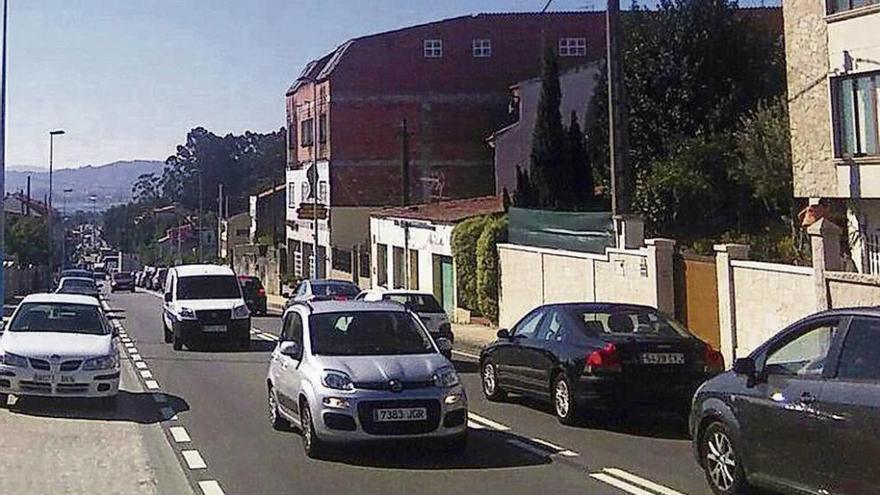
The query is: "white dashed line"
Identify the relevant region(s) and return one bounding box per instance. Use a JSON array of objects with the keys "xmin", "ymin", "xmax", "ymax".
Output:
[
  {"xmin": 468, "ymin": 412, "xmax": 510, "ymax": 431},
  {"xmin": 256, "ymin": 334, "xmax": 277, "ymax": 341},
  {"xmin": 145, "ymin": 380, "xmax": 159, "ymax": 390},
  {"xmin": 135, "ymin": 361, "xmax": 148, "ymax": 370},
  {"xmin": 169, "ymin": 426, "xmax": 192, "ymax": 443},
  {"xmin": 198, "ymin": 480, "xmax": 225, "ymax": 495},
  {"xmin": 599, "ymin": 468, "xmax": 687, "ymax": 495},
  {"xmin": 131, "ymin": 354, "xmax": 142, "ymax": 361},
  {"xmin": 452, "ymin": 349, "xmax": 480, "ymax": 360},
  {"xmin": 530, "ymin": 437, "xmax": 579, "ymax": 457},
  {"xmin": 467, "ymin": 420, "xmax": 486, "ymax": 430},
  {"xmin": 589, "ymin": 473, "xmax": 655, "ymax": 495},
  {"xmin": 181, "ymin": 450, "xmax": 207, "ymax": 470},
  {"xmin": 139, "ymin": 370, "xmax": 153, "ymax": 379}
]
